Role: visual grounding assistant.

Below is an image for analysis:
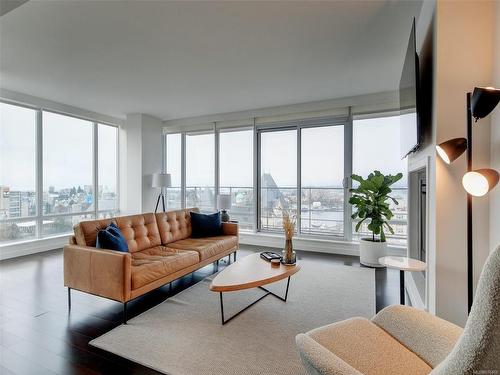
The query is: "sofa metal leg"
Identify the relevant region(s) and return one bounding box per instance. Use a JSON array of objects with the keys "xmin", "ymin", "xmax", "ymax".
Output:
[
  {"xmin": 123, "ymin": 302, "xmax": 128, "ymax": 324},
  {"xmin": 234, "ymin": 251, "xmax": 237, "ymax": 262},
  {"xmin": 67, "ymin": 287, "xmax": 71, "ymax": 311}
]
